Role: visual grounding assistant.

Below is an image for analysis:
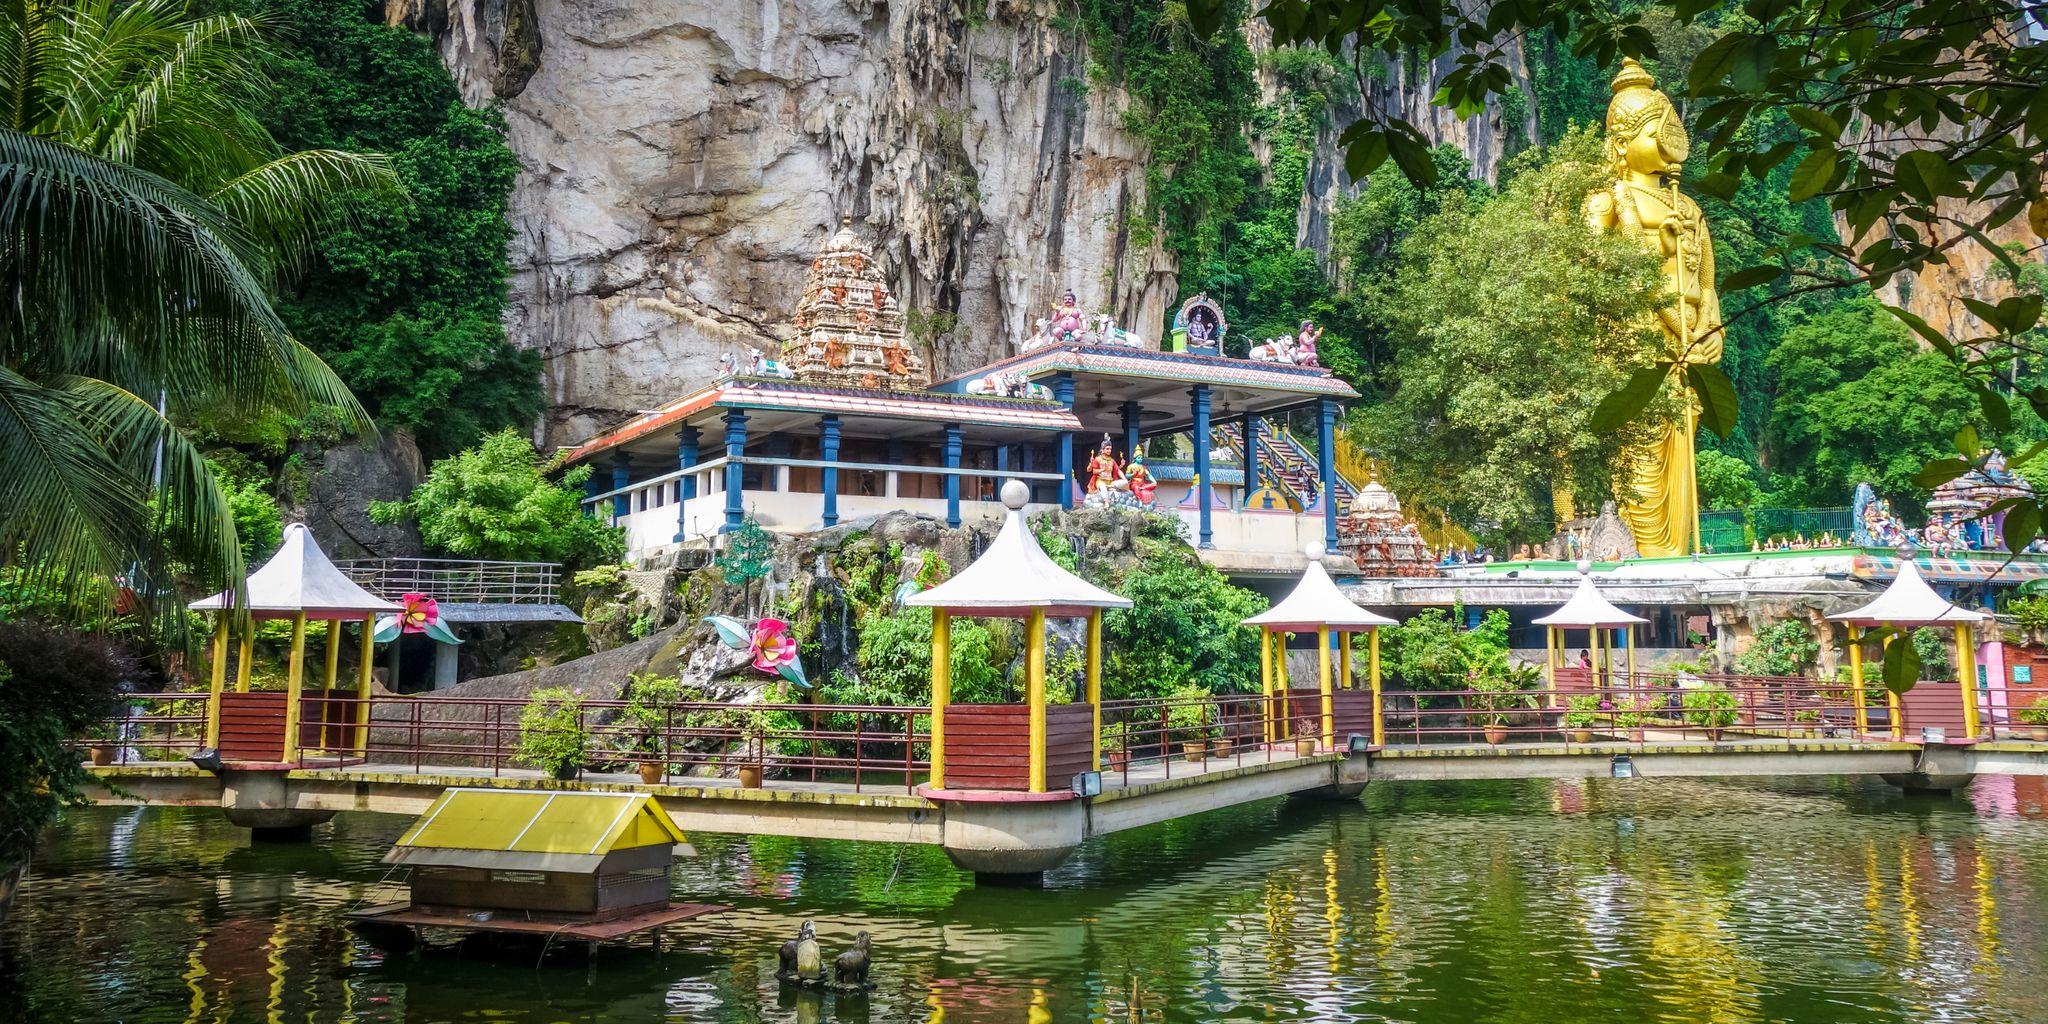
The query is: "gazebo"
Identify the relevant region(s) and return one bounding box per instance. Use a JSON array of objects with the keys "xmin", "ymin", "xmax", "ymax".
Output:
[
  {"xmin": 191, "ymin": 524, "xmax": 399, "ymax": 763},
  {"xmin": 1826, "ymin": 552, "xmax": 1987, "ymax": 740},
  {"xmin": 1243, "ymin": 542, "xmax": 1396, "ymax": 749},
  {"xmin": 1532, "ymin": 563, "xmax": 1648, "ymax": 694},
  {"xmin": 907, "ymin": 479, "xmax": 1131, "ymax": 793}
]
